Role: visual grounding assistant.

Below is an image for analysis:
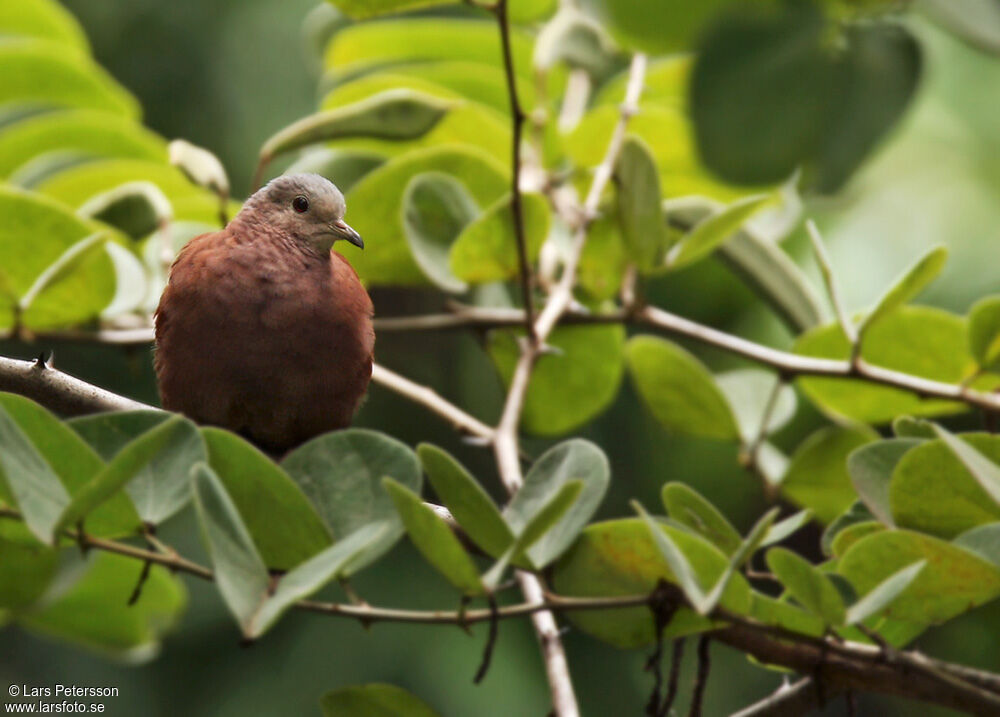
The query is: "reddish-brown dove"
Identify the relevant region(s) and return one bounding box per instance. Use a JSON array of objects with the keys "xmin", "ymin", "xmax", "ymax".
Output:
[{"xmin": 154, "ymin": 173, "xmax": 373, "ymax": 453}]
